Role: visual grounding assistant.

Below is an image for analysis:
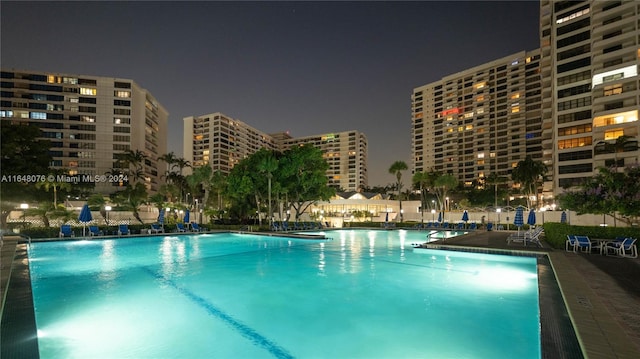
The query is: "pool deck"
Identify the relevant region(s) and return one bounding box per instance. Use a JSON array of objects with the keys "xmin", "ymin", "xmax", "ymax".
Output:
[{"xmin": 2, "ymin": 230, "xmax": 640, "ymax": 359}]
